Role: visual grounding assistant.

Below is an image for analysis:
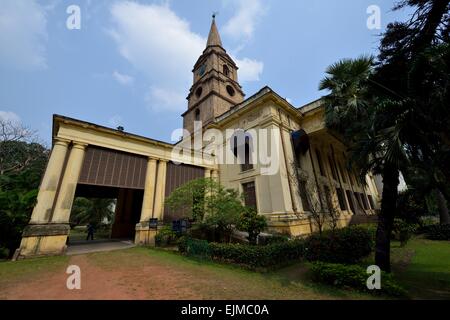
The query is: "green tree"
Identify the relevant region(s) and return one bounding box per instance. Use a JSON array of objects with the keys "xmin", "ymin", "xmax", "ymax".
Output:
[
  {"xmin": 319, "ymin": 56, "xmax": 408, "ymax": 272},
  {"xmin": 0, "ymin": 120, "xmax": 49, "ymax": 258},
  {"xmin": 237, "ymin": 207, "xmax": 267, "ymax": 245},
  {"xmin": 376, "ymin": 0, "xmax": 450, "ymax": 225},
  {"xmin": 165, "ymin": 178, "xmax": 245, "ymax": 242},
  {"xmin": 319, "ymin": 0, "xmax": 450, "ymax": 271},
  {"xmin": 70, "ymin": 197, "xmax": 115, "ymax": 228}
]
